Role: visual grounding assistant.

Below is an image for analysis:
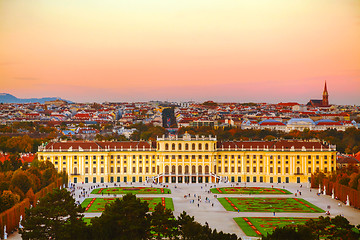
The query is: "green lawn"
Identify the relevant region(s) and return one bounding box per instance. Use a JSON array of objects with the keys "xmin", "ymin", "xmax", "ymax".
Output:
[
  {"xmin": 211, "ymin": 187, "xmax": 292, "ymax": 194},
  {"xmin": 91, "ymin": 187, "xmax": 171, "ymax": 194},
  {"xmin": 81, "ymin": 197, "xmax": 174, "ymax": 212},
  {"xmin": 83, "ymin": 218, "xmax": 93, "ymax": 225},
  {"xmin": 234, "ymin": 217, "xmax": 315, "ymax": 237},
  {"xmin": 218, "ymin": 197, "xmax": 324, "ymax": 213}
]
